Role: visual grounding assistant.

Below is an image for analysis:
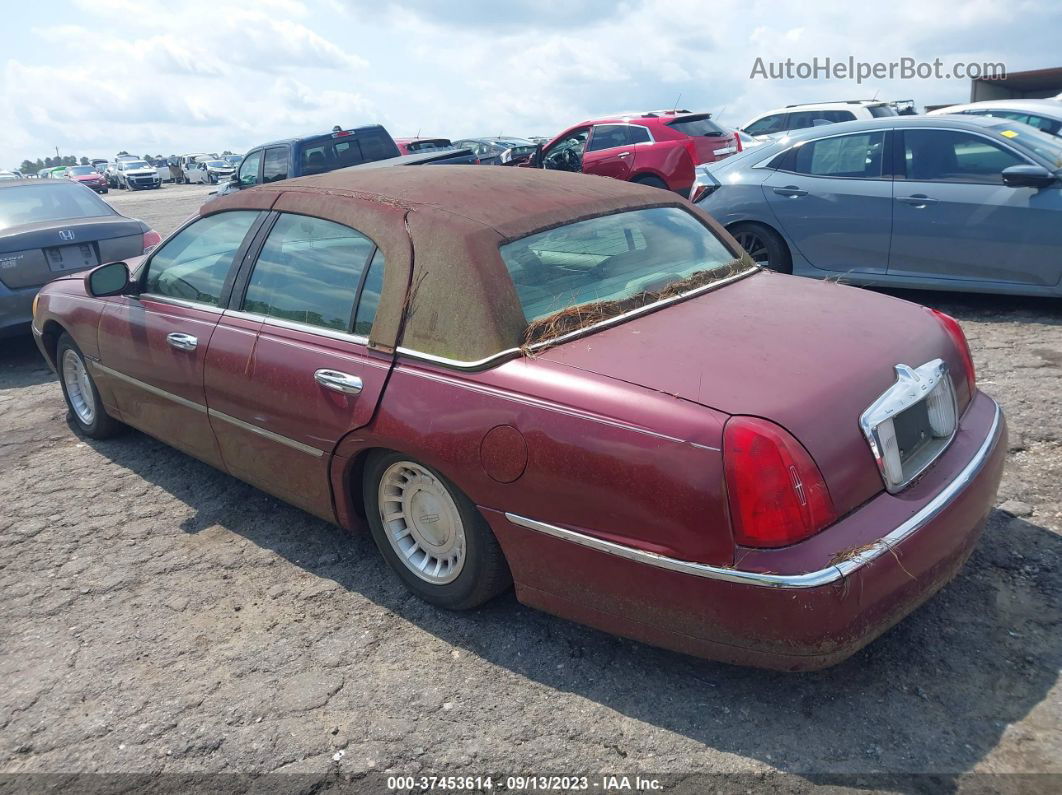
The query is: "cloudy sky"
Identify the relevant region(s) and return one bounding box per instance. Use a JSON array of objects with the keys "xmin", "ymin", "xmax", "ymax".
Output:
[{"xmin": 3, "ymin": 0, "xmax": 1059, "ymax": 168}]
